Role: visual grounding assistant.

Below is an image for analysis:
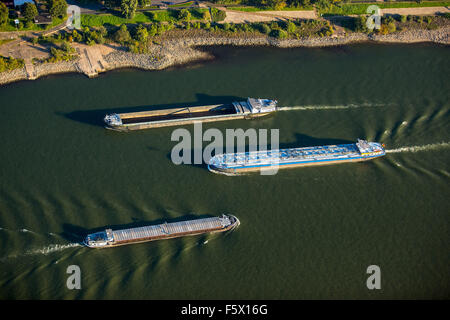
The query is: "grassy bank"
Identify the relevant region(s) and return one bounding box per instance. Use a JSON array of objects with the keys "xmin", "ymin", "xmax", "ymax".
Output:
[
  {"xmin": 168, "ymin": 1, "xmax": 194, "ymax": 8},
  {"xmin": 319, "ymin": 1, "xmax": 450, "ymax": 15},
  {"xmin": 81, "ymin": 9, "xmax": 208, "ymax": 27}
]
